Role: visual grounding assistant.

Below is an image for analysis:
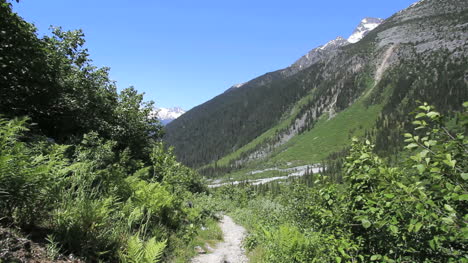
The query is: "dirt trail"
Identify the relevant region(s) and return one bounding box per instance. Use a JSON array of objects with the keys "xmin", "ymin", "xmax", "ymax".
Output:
[{"xmin": 191, "ymin": 215, "xmax": 248, "ymax": 263}]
